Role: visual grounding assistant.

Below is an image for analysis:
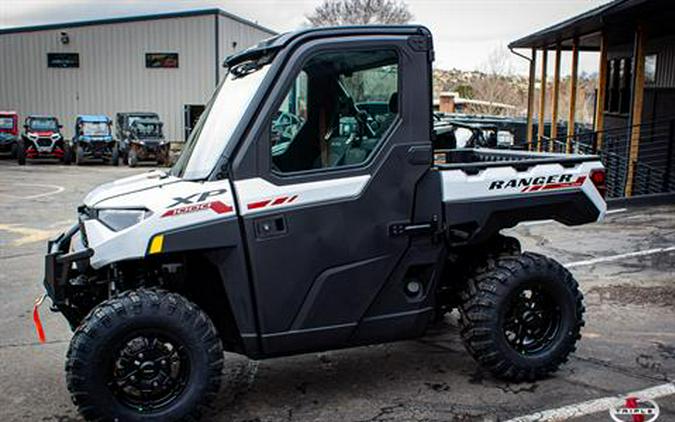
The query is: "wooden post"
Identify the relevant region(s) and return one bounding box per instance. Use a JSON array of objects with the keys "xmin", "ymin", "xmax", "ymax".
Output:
[
  {"xmin": 526, "ymin": 48, "xmax": 537, "ymax": 150},
  {"xmin": 567, "ymin": 38, "xmax": 579, "ymax": 154},
  {"xmin": 625, "ymin": 25, "xmax": 646, "ymax": 197},
  {"xmin": 594, "ymin": 33, "xmax": 608, "ymax": 151},
  {"xmin": 537, "ymin": 49, "xmax": 548, "ymax": 152},
  {"xmin": 550, "ymin": 46, "xmax": 561, "ymax": 152}
]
